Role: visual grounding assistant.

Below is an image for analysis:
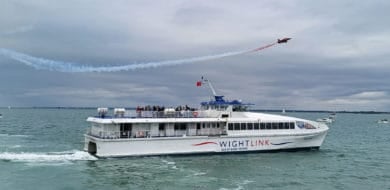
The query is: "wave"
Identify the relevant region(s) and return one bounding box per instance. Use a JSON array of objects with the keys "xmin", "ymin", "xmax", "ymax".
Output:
[
  {"xmin": 10, "ymin": 145, "xmax": 22, "ymax": 149},
  {"xmin": 0, "ymin": 42, "xmax": 276, "ymax": 73},
  {"xmin": 0, "ymin": 133, "xmax": 29, "ymax": 137},
  {"xmin": 219, "ymin": 180, "xmax": 254, "ymax": 190},
  {"xmin": 161, "ymin": 159, "xmax": 178, "ymax": 170},
  {"xmin": 0, "ymin": 150, "xmax": 97, "ymax": 162}
]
